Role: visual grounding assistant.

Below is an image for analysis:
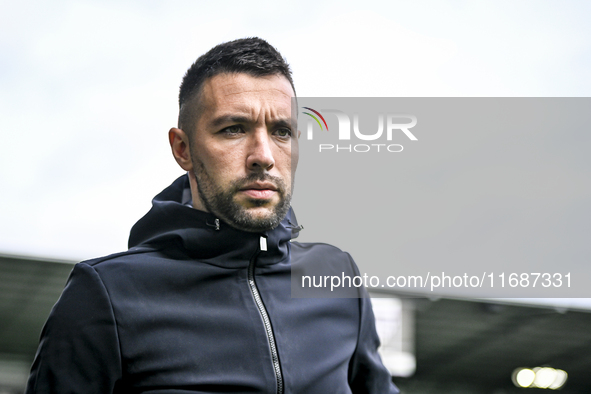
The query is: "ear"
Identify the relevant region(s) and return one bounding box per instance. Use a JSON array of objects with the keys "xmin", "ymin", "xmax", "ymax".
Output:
[{"xmin": 169, "ymin": 127, "xmax": 193, "ymax": 171}]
